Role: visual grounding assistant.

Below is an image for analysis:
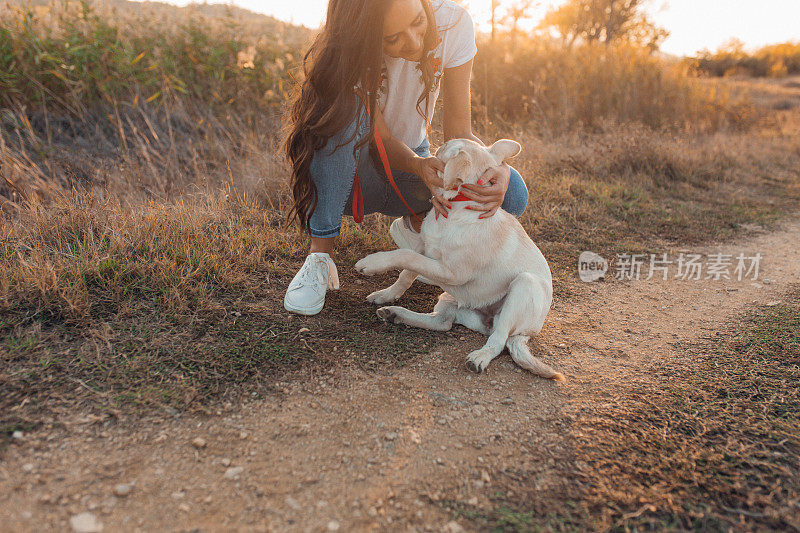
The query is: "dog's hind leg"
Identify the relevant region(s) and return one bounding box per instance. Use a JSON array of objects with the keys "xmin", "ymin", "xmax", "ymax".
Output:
[
  {"xmin": 465, "ymin": 333, "xmax": 507, "ymax": 373},
  {"xmin": 367, "ymin": 269, "xmax": 418, "ymax": 305},
  {"xmin": 465, "ymin": 299, "xmax": 521, "ymax": 373},
  {"xmin": 465, "ymin": 273, "xmax": 551, "ymax": 374},
  {"xmin": 377, "ymin": 292, "xmax": 457, "ymax": 331},
  {"xmin": 507, "ymin": 335, "xmax": 564, "ymax": 381}
]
